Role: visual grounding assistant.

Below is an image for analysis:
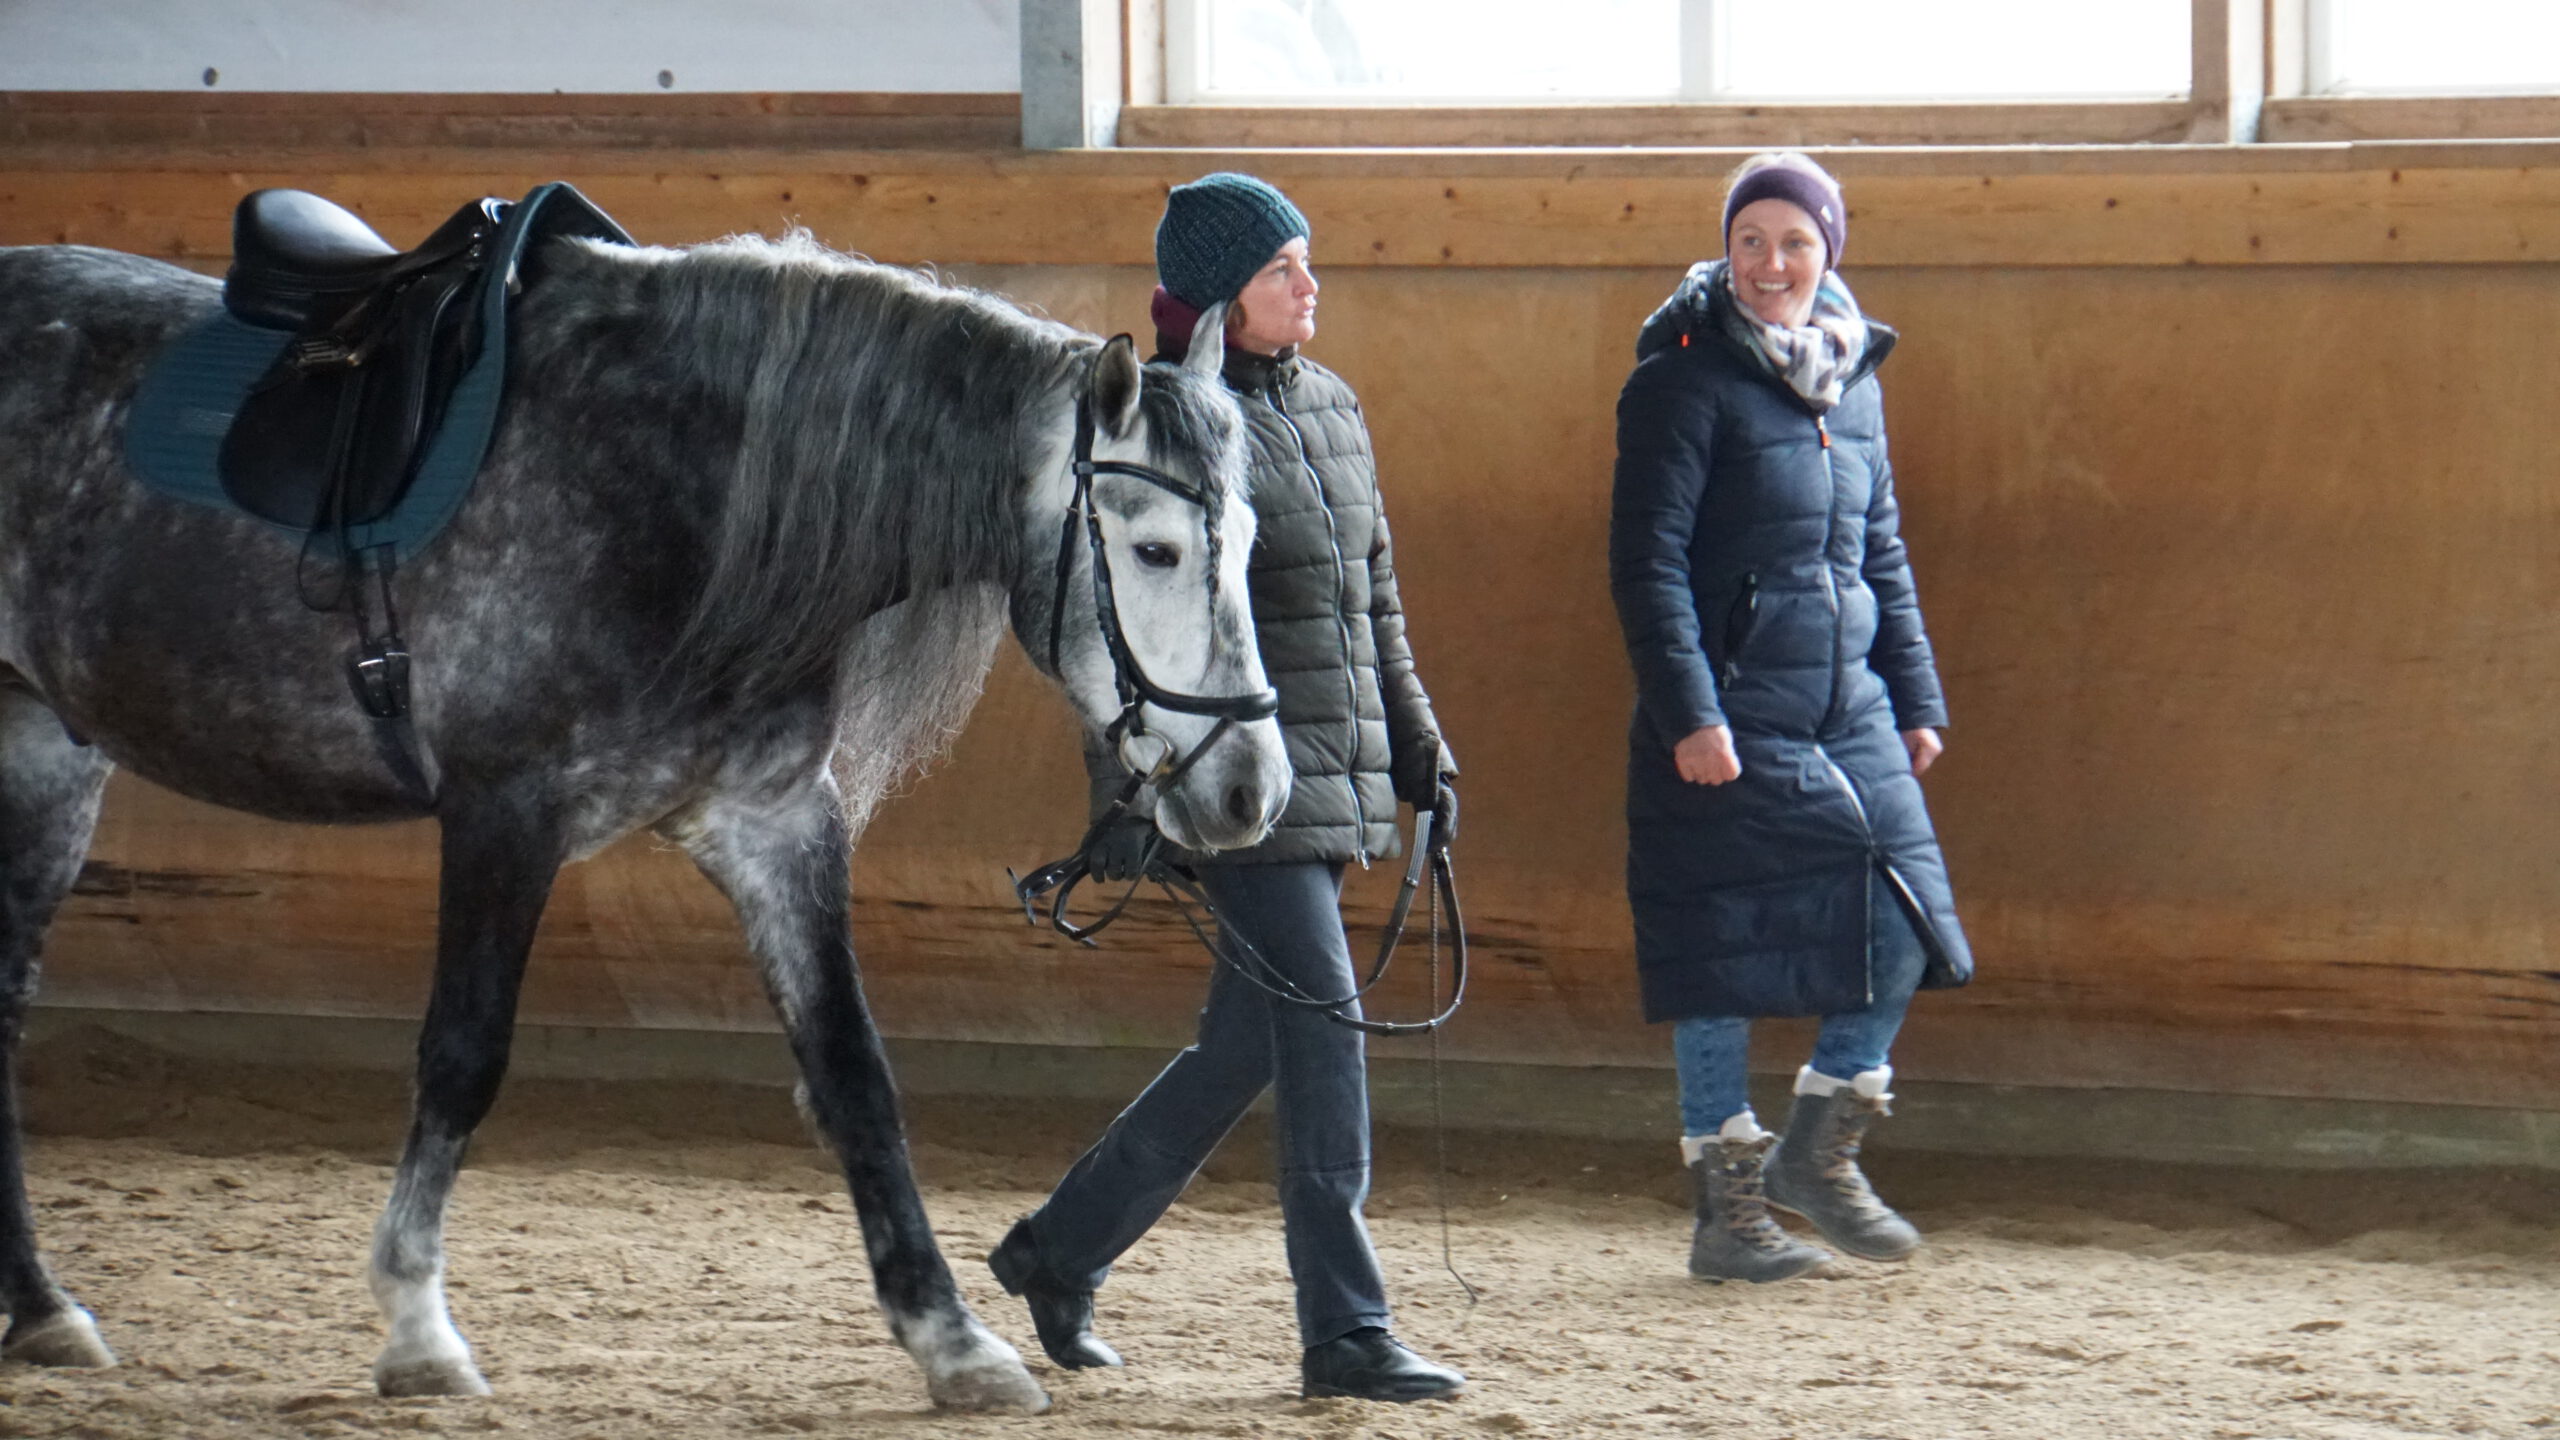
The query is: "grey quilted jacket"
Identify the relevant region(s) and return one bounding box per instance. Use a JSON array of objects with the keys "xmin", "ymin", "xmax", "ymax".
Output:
[{"xmin": 1090, "ymin": 345, "xmax": 1449, "ymax": 864}]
